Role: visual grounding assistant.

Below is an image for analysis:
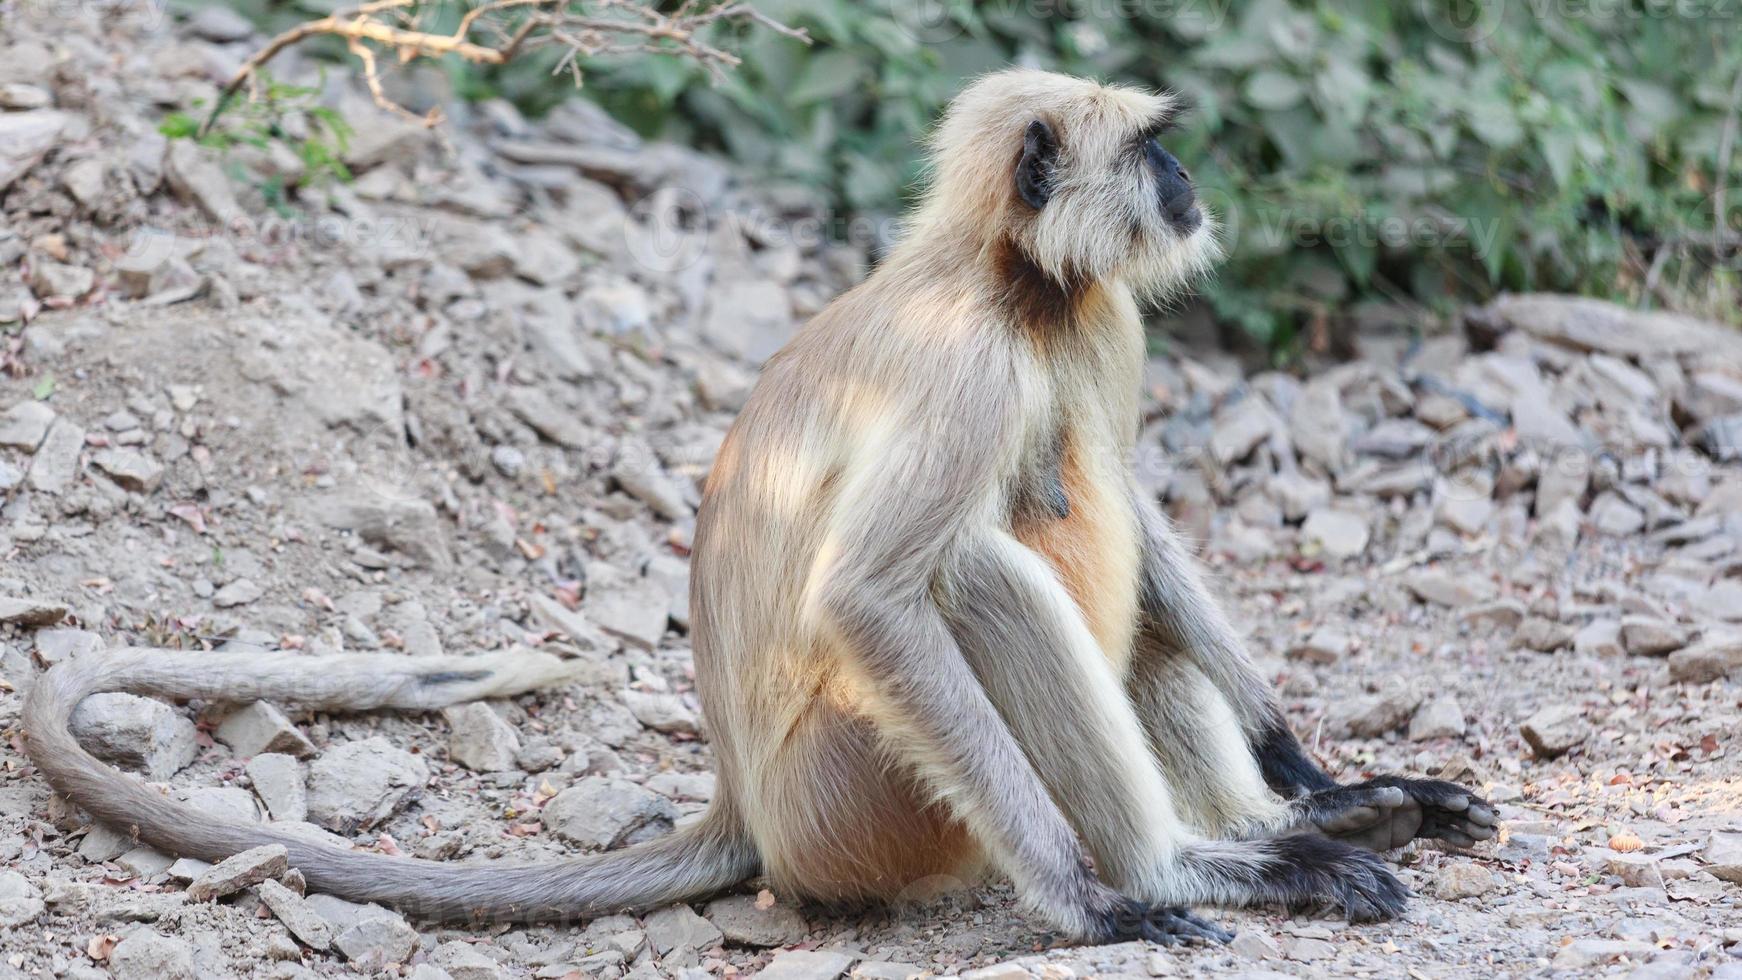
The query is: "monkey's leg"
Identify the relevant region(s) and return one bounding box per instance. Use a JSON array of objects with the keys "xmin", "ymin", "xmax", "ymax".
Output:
[
  {"xmin": 1129, "ymin": 491, "xmax": 1498, "ymax": 850},
  {"xmin": 820, "ymin": 557, "xmax": 1221, "ymax": 945},
  {"xmin": 943, "ymin": 533, "xmax": 1406, "ymax": 923}
]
